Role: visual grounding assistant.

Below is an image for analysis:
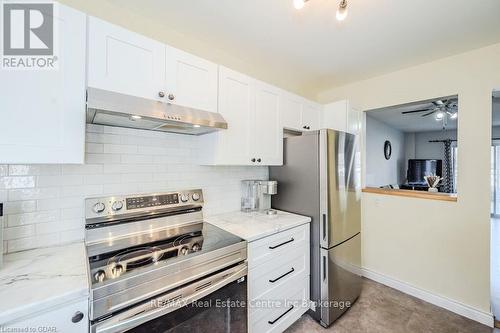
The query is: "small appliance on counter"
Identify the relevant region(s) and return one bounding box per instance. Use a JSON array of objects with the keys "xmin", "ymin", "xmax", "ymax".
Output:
[{"xmin": 241, "ymin": 180, "xmax": 278, "ymax": 215}]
